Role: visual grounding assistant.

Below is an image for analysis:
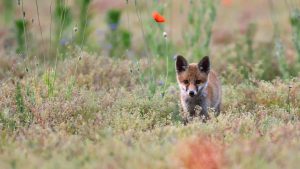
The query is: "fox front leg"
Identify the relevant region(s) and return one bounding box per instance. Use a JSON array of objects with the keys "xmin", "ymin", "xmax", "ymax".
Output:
[{"xmin": 199, "ymin": 101, "xmax": 210, "ymax": 122}]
